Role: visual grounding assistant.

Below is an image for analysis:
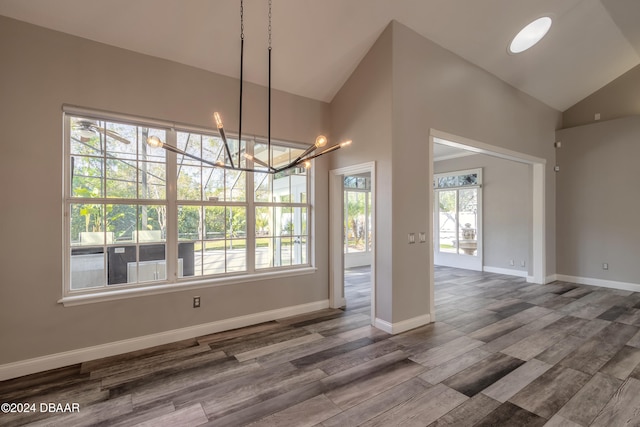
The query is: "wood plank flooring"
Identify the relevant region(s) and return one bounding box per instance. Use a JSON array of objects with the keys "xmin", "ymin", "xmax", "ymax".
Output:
[{"xmin": 2, "ymin": 266, "xmax": 640, "ymax": 426}]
